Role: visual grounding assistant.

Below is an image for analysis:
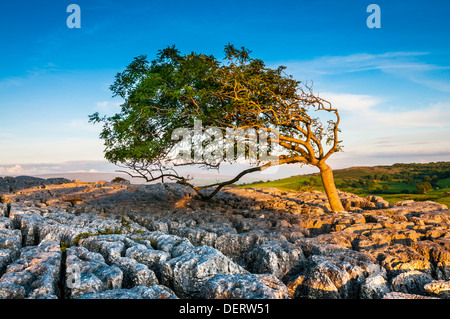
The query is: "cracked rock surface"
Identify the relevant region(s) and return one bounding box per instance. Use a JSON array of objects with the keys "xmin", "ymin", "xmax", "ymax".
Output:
[{"xmin": 0, "ymin": 179, "xmax": 449, "ymax": 299}]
